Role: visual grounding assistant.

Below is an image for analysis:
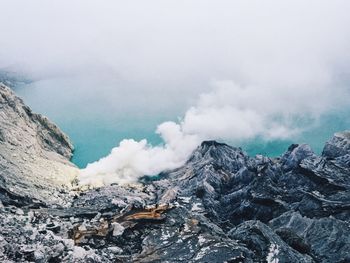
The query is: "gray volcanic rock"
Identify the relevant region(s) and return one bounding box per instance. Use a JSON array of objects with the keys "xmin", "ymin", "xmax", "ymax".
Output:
[
  {"xmin": 0, "ymin": 83, "xmax": 78, "ymax": 206},
  {"xmin": 228, "ymin": 220, "xmax": 313, "ymax": 262},
  {"xmin": 281, "ymin": 143, "xmax": 315, "ymax": 171},
  {"xmin": 0, "ymin": 85, "xmax": 349, "ymax": 262},
  {"xmin": 270, "ymin": 211, "xmax": 350, "ymax": 262},
  {"xmin": 322, "ymin": 131, "xmax": 350, "ymax": 168},
  {"xmin": 144, "ymin": 136, "xmax": 349, "ymax": 261},
  {"xmin": 322, "ymin": 131, "xmax": 350, "ymax": 158}
]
